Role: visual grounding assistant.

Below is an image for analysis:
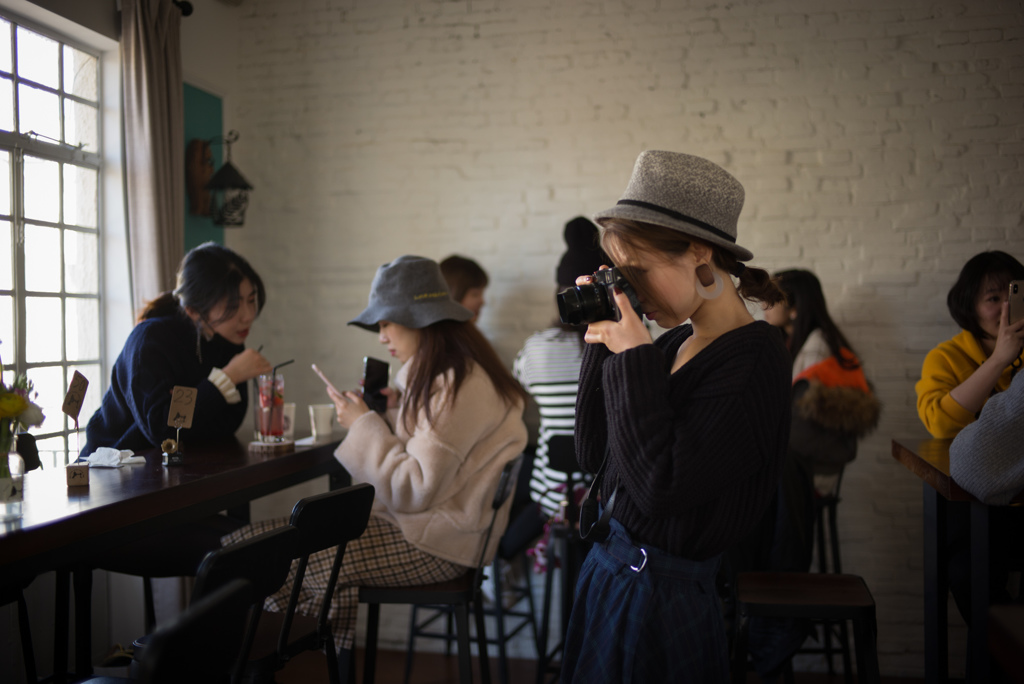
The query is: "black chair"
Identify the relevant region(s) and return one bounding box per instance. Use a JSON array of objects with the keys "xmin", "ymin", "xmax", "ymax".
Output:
[
  {"xmin": 190, "ymin": 525, "xmax": 300, "ymax": 679},
  {"xmin": 242, "ymin": 483, "xmax": 376, "ymax": 684},
  {"xmin": 358, "ymin": 455, "xmax": 523, "ymax": 684},
  {"xmin": 71, "ymin": 509, "xmax": 246, "ymax": 676},
  {"xmin": 403, "ymin": 521, "xmax": 540, "ymax": 684},
  {"xmin": 731, "ymin": 571, "xmax": 880, "ymax": 684},
  {"xmin": 78, "ymin": 578, "xmax": 255, "ymax": 684},
  {"xmin": 797, "ymin": 468, "xmax": 854, "ymax": 683},
  {"xmin": 535, "ymin": 435, "xmax": 590, "ymax": 684}
]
